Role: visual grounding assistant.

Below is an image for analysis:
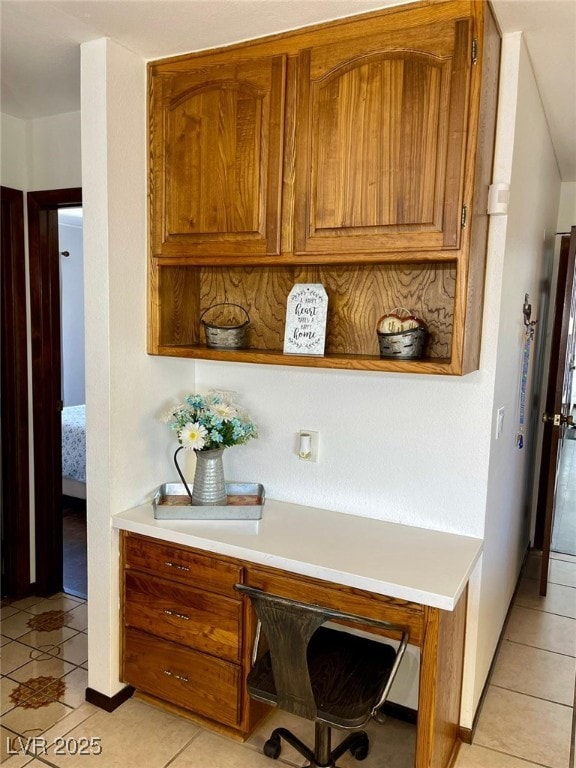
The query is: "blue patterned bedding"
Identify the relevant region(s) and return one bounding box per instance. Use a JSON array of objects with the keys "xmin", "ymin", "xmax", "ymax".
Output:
[{"xmin": 62, "ymin": 404, "xmax": 86, "ymax": 483}]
